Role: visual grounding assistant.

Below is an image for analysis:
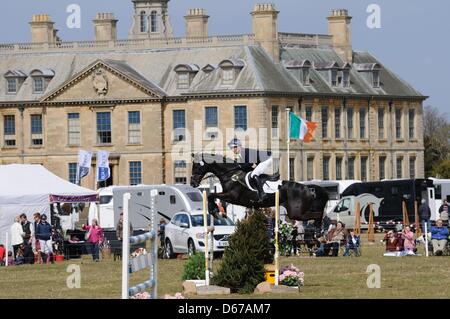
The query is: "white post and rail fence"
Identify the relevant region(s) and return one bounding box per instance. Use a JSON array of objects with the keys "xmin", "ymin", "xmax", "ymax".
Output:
[{"xmin": 121, "ymin": 190, "xmax": 158, "ymax": 299}]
